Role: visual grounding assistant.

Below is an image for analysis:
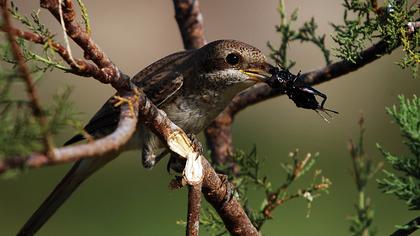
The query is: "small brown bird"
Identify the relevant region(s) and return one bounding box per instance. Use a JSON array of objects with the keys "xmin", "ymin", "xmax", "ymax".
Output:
[{"xmin": 18, "ymin": 40, "xmax": 274, "ymax": 235}]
